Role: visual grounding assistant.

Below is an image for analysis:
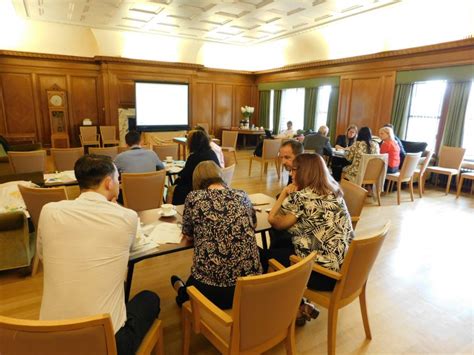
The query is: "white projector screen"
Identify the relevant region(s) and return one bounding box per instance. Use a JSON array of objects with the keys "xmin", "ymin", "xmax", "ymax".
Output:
[{"xmin": 135, "ymin": 81, "xmax": 189, "ymax": 131}]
